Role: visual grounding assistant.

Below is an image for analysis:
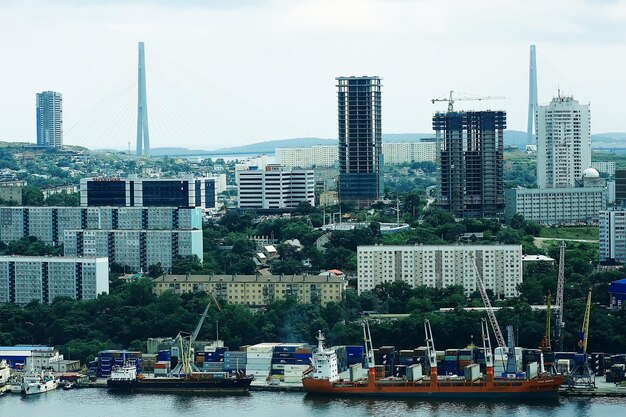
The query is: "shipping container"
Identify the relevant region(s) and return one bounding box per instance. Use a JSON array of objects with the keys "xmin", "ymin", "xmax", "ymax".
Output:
[{"xmin": 407, "ymin": 364, "xmax": 423, "ymax": 382}]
